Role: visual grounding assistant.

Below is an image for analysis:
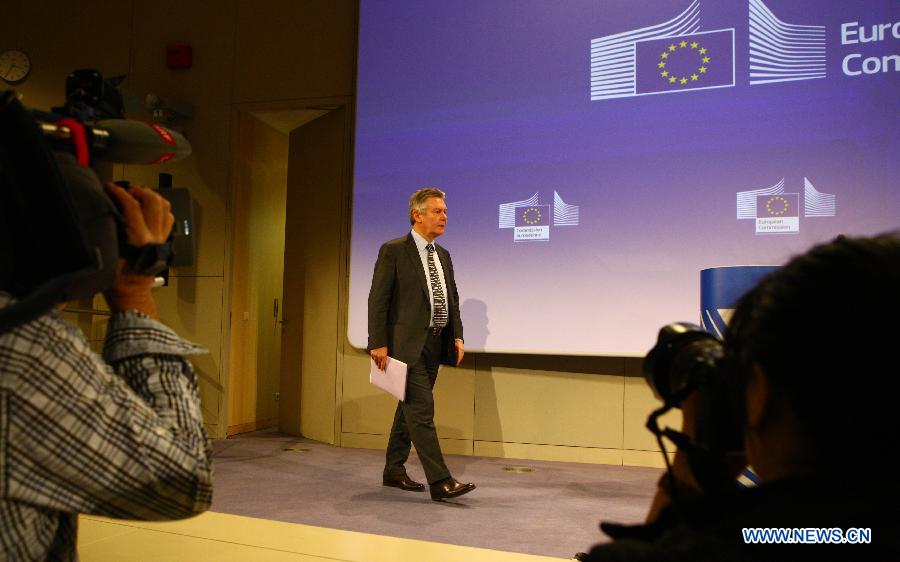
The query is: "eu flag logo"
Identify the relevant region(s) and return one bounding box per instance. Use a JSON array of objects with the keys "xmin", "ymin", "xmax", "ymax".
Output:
[
  {"xmin": 757, "ymin": 194, "xmax": 799, "ymax": 218},
  {"xmin": 635, "ymin": 29, "xmax": 735, "ymax": 96},
  {"xmin": 514, "ymin": 205, "xmax": 550, "ymax": 241},
  {"xmin": 515, "ymin": 205, "xmax": 550, "ymax": 227},
  {"xmin": 755, "ymin": 194, "xmax": 799, "ymax": 234}
]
